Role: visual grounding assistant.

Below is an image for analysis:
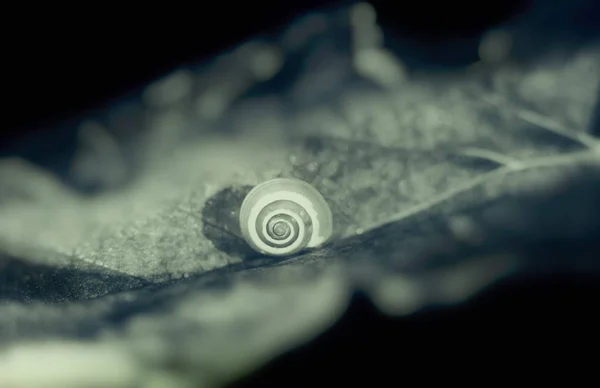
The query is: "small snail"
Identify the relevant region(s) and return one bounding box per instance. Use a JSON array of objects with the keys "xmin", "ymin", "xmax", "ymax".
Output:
[{"xmin": 239, "ymin": 178, "xmax": 333, "ymax": 257}]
